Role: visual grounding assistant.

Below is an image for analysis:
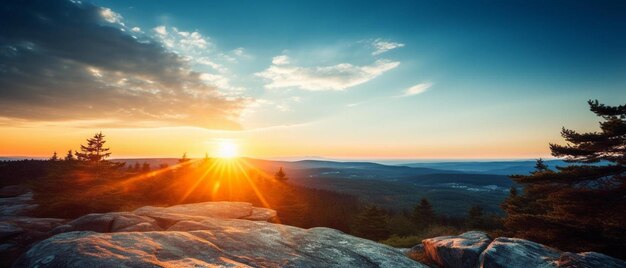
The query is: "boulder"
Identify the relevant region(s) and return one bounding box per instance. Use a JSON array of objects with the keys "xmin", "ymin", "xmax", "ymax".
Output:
[
  {"xmin": 18, "ymin": 216, "xmax": 426, "ymax": 267},
  {"xmin": 479, "ymin": 237, "xmax": 561, "ymax": 268},
  {"xmin": 418, "ymin": 233, "xmax": 626, "ymax": 268},
  {"xmin": 422, "ymin": 231, "xmax": 492, "ymax": 268},
  {"xmin": 479, "ymin": 237, "xmax": 626, "ymax": 267}
]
